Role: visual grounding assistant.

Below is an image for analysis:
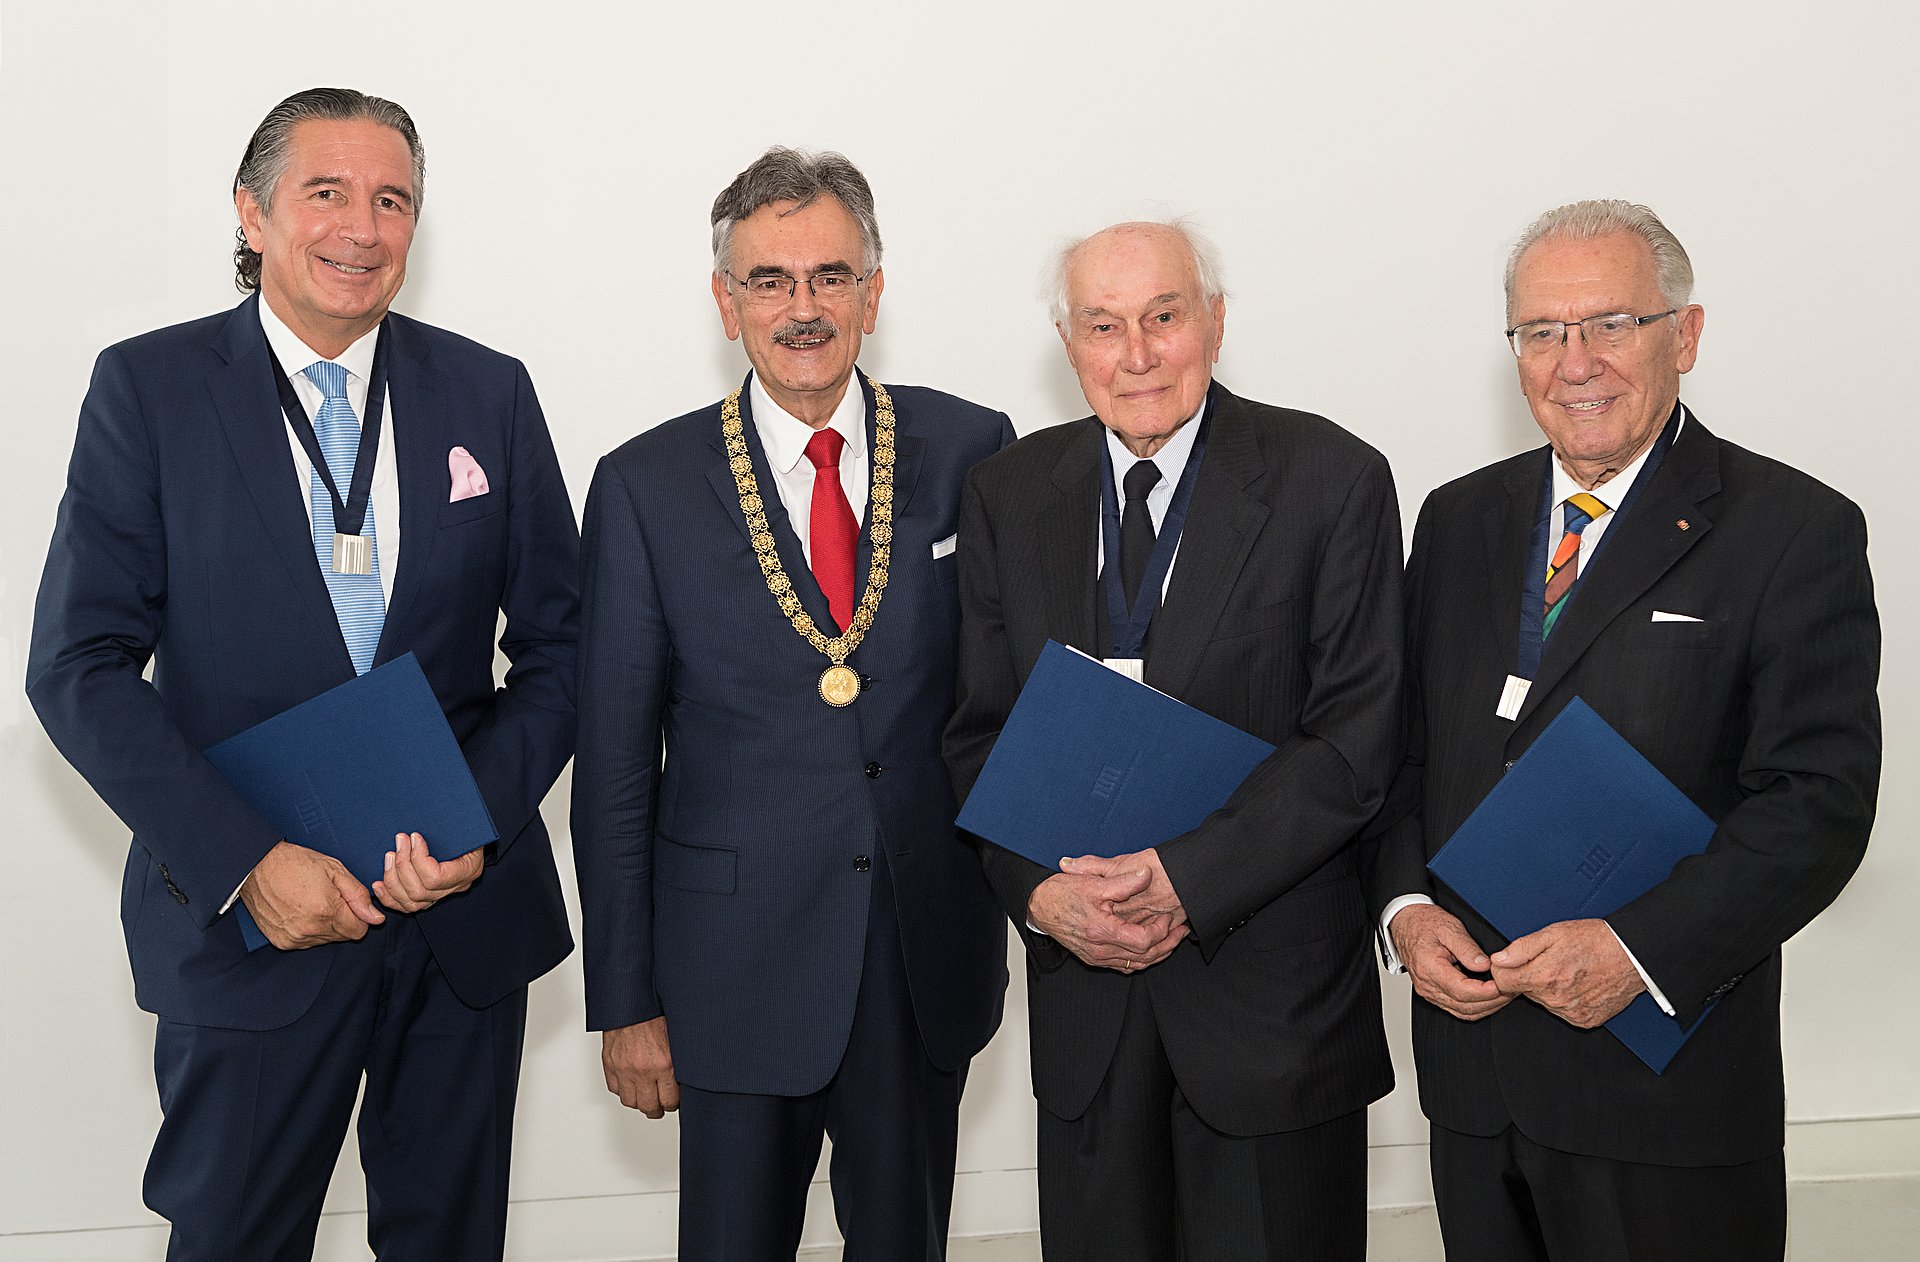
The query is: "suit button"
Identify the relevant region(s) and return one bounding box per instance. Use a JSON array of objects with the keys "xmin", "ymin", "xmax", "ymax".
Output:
[
  {"xmin": 1502, "ymin": 760, "xmax": 1516, "ymax": 774},
  {"xmin": 854, "ymin": 855, "xmax": 871, "ymax": 872},
  {"xmin": 865, "ymin": 762, "xmax": 884, "ymax": 778},
  {"xmin": 860, "ymin": 674, "xmax": 874, "ymax": 691}
]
